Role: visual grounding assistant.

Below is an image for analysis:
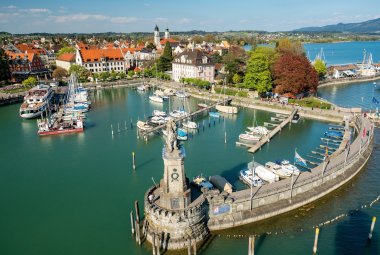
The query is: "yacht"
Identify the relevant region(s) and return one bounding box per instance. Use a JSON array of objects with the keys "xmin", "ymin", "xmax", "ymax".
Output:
[
  {"xmin": 276, "ymin": 160, "xmax": 301, "ymax": 175},
  {"xmin": 169, "ymin": 109, "xmax": 189, "ymax": 119},
  {"xmin": 149, "ymin": 95, "xmax": 164, "ymax": 103},
  {"xmin": 182, "ymin": 120, "xmax": 198, "ymax": 129},
  {"xmin": 20, "ymin": 84, "xmax": 54, "ymax": 119},
  {"xmin": 238, "ymin": 133, "xmax": 261, "ymax": 141},
  {"xmin": 152, "ymin": 110, "xmax": 167, "ymax": 117},
  {"xmin": 265, "ymin": 162, "xmax": 292, "ymax": 178},
  {"xmin": 239, "ymin": 169, "xmax": 264, "ymax": 187}
]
